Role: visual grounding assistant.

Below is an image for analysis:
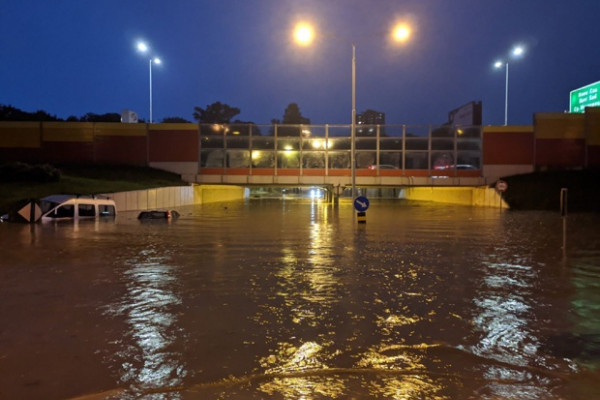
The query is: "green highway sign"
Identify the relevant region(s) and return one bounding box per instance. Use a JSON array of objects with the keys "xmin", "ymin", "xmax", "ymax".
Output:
[{"xmin": 570, "ymin": 80, "xmax": 600, "ymax": 113}]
